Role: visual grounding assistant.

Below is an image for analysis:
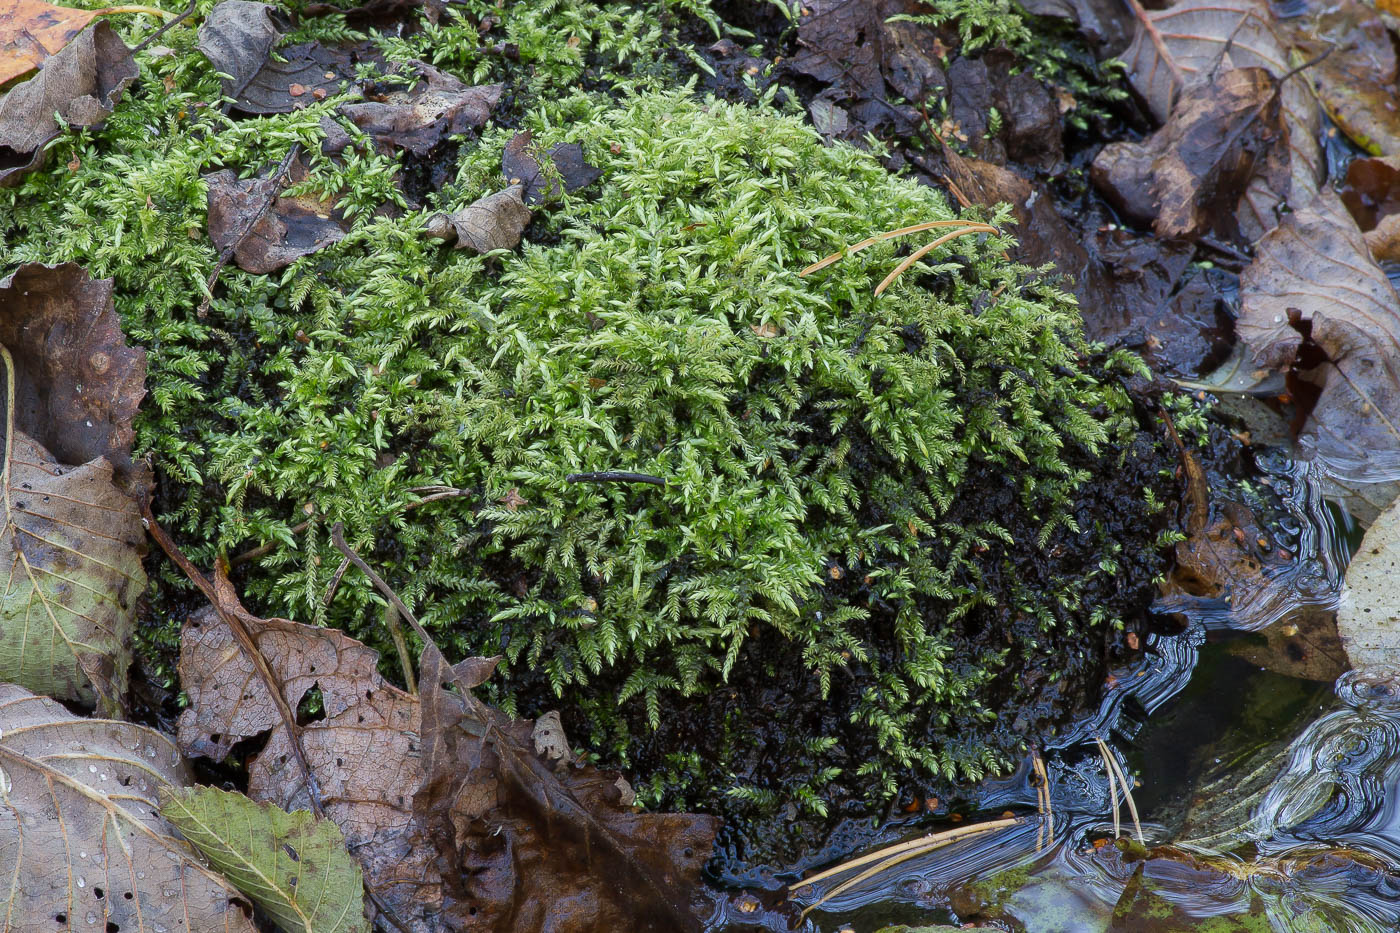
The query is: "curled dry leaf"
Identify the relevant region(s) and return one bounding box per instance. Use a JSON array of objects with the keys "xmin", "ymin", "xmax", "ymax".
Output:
[
  {"xmin": 337, "ymin": 61, "xmax": 500, "ymax": 156},
  {"xmin": 0, "ymin": 20, "xmax": 136, "ymax": 187},
  {"xmin": 502, "ymin": 130, "xmax": 603, "ymax": 205},
  {"xmin": 0, "ymin": 263, "xmax": 147, "ymax": 709},
  {"xmin": 1119, "ymin": 0, "xmax": 1320, "ymax": 241},
  {"xmin": 1238, "ymin": 188, "xmax": 1400, "ymax": 487},
  {"xmin": 161, "ymin": 785, "xmax": 370, "ymax": 933},
  {"xmin": 425, "ymin": 184, "xmax": 531, "ymax": 253},
  {"xmin": 205, "ymin": 156, "xmax": 350, "ymax": 274},
  {"xmin": 175, "ymin": 569, "xmax": 718, "ymax": 932},
  {"xmin": 0, "ymin": 683, "xmax": 257, "ymax": 932},
  {"xmin": 1092, "ymin": 67, "xmax": 1288, "ymax": 243}
]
